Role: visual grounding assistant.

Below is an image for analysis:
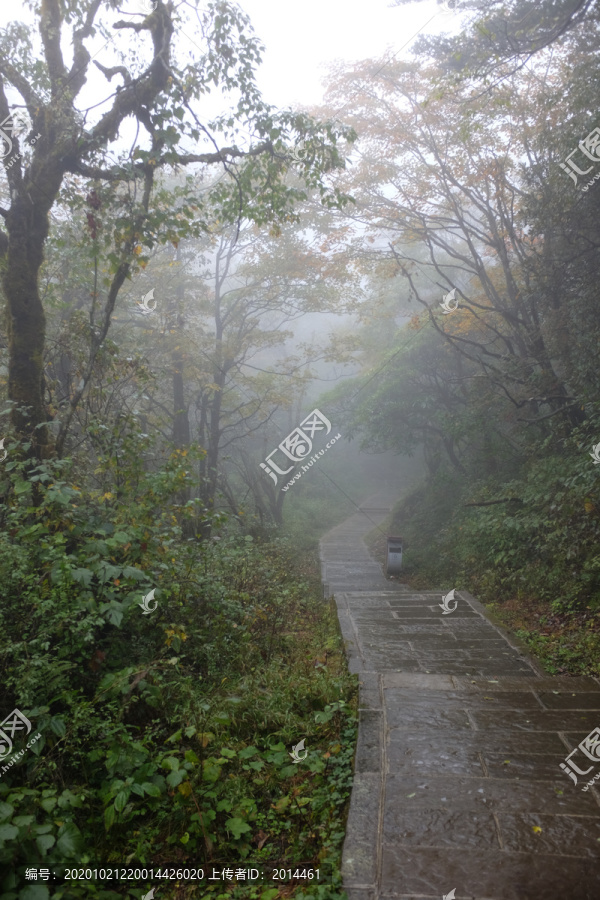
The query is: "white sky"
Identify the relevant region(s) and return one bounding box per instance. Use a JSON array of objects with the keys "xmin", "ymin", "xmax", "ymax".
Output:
[
  {"xmin": 232, "ymin": 0, "xmax": 455, "ymax": 108},
  {"xmin": 1, "ymin": 1, "xmax": 460, "ymax": 114}
]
